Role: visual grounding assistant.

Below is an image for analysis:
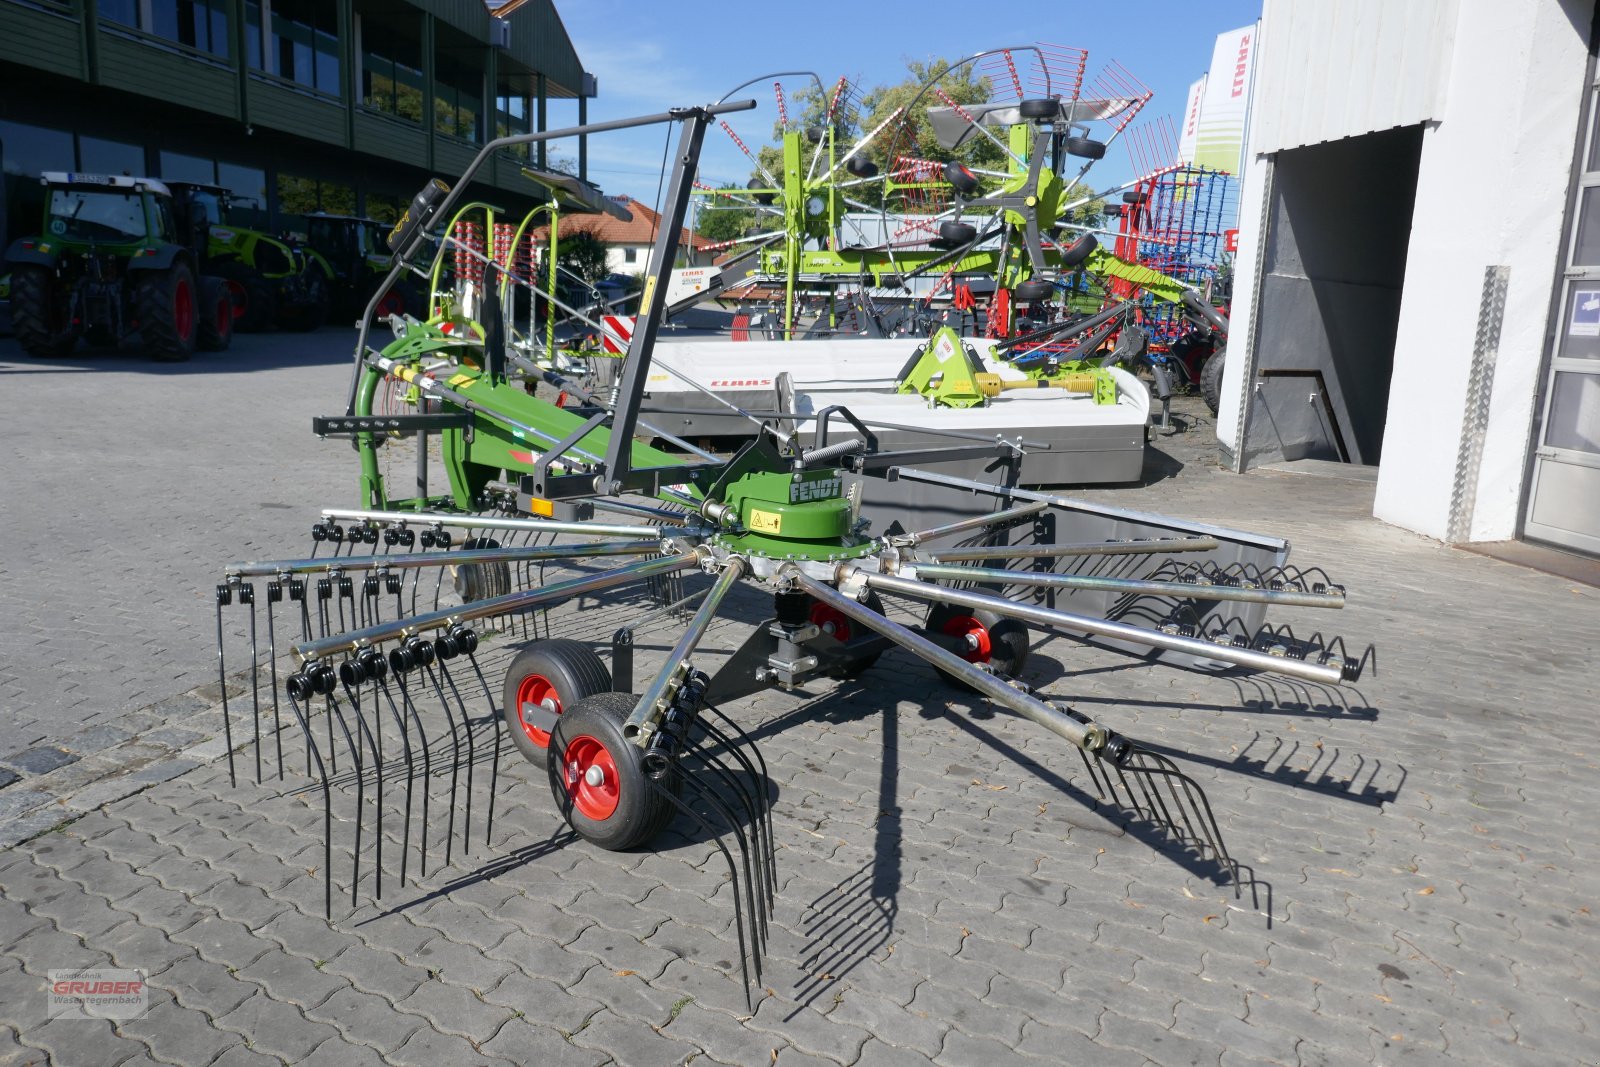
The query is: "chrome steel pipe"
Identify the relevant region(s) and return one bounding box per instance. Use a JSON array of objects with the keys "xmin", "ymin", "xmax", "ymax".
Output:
[
  {"xmin": 857, "ymin": 569, "xmax": 1349, "ymax": 685},
  {"xmin": 904, "ymin": 562, "xmax": 1344, "ymax": 609},
  {"xmin": 321, "ymin": 508, "xmax": 670, "ymax": 539},
  {"xmin": 900, "ymin": 500, "xmax": 1050, "ymax": 546},
  {"xmin": 293, "ymin": 552, "xmax": 697, "ymax": 661},
  {"xmin": 924, "ymin": 537, "xmax": 1220, "ymax": 561},
  {"xmin": 791, "ymin": 571, "xmax": 1101, "ymax": 751},
  {"xmin": 227, "ymin": 540, "xmax": 661, "ymax": 579},
  {"xmin": 624, "ymin": 558, "xmax": 746, "ymax": 744}
]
